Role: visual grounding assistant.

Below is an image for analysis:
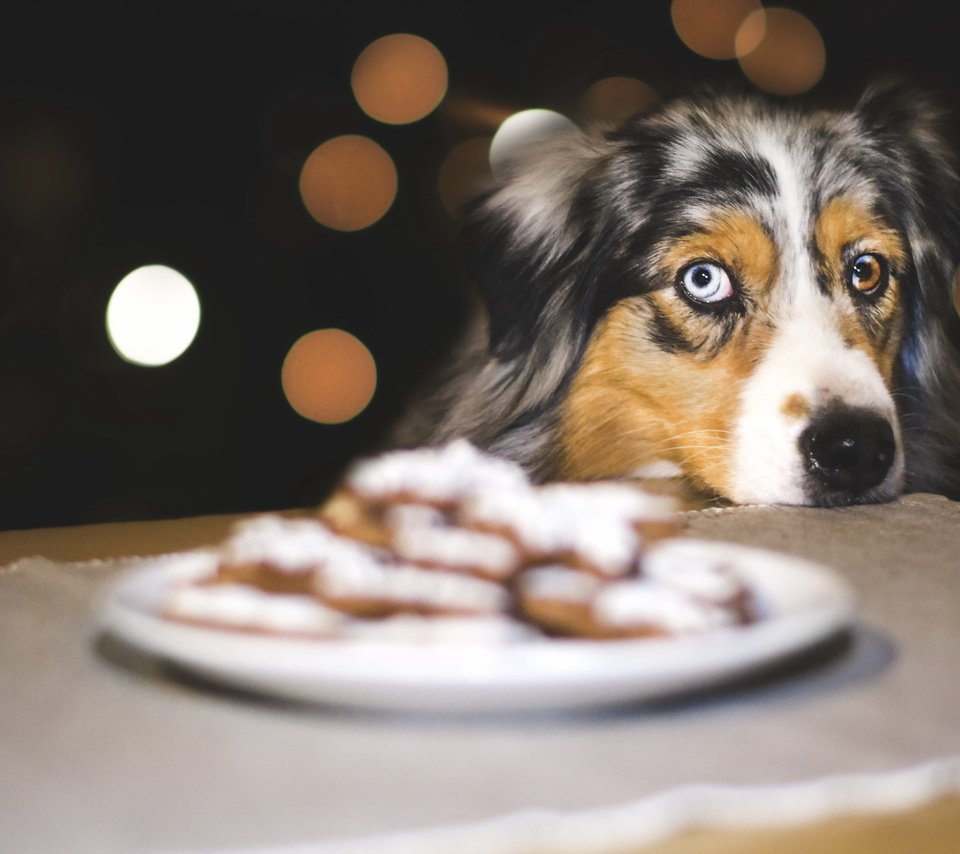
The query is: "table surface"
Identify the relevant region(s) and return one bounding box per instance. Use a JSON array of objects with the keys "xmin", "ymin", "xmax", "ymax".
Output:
[{"xmin": 1, "ymin": 495, "xmax": 959, "ymax": 854}]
